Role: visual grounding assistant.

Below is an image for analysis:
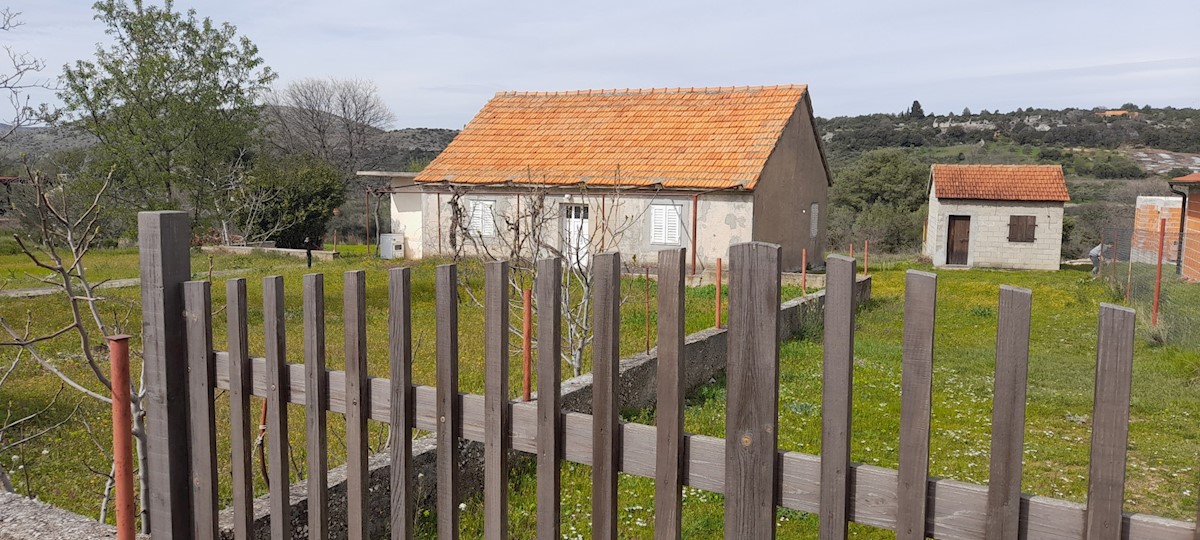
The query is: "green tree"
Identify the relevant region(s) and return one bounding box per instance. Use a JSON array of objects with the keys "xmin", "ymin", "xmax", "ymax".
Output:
[
  {"xmin": 59, "ymin": 0, "xmax": 275, "ymax": 227},
  {"xmin": 961, "ymin": 107, "xmax": 972, "ymax": 116},
  {"xmin": 831, "ymin": 148, "xmax": 929, "ymax": 213},
  {"xmin": 910, "ymin": 100, "xmax": 925, "ymax": 119},
  {"xmin": 234, "ymin": 155, "xmax": 345, "ymax": 249}
]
